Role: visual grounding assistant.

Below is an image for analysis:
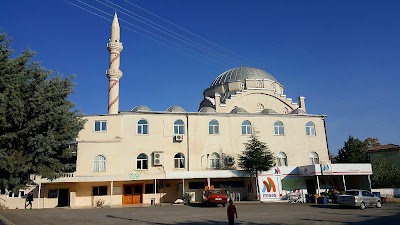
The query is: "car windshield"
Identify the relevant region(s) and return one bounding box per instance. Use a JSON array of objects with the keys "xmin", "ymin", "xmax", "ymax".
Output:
[{"xmin": 345, "ymin": 191, "xmax": 359, "ymax": 196}]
